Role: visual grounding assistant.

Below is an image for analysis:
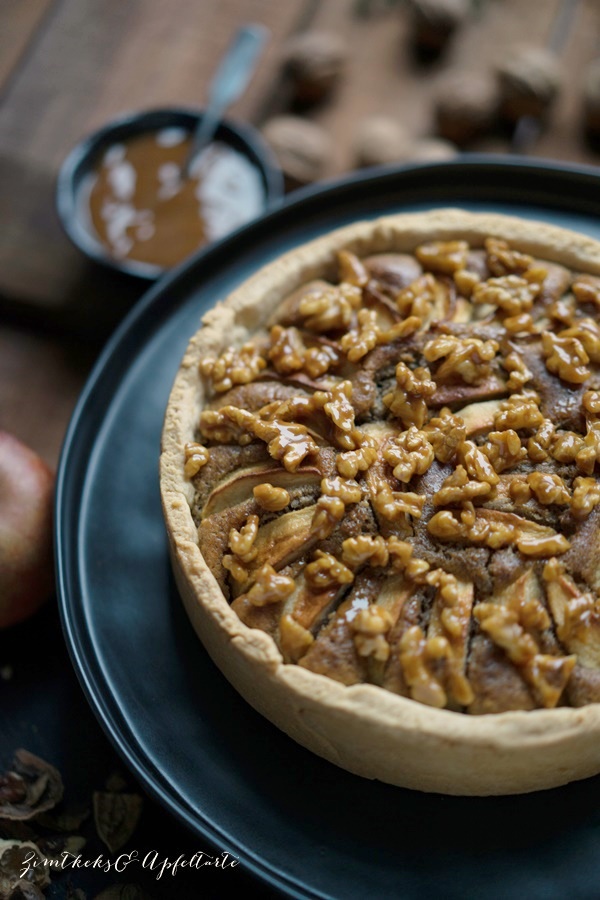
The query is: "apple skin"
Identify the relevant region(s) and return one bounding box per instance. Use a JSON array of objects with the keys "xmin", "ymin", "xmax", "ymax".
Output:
[{"xmin": 0, "ymin": 431, "xmax": 55, "ymax": 628}]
